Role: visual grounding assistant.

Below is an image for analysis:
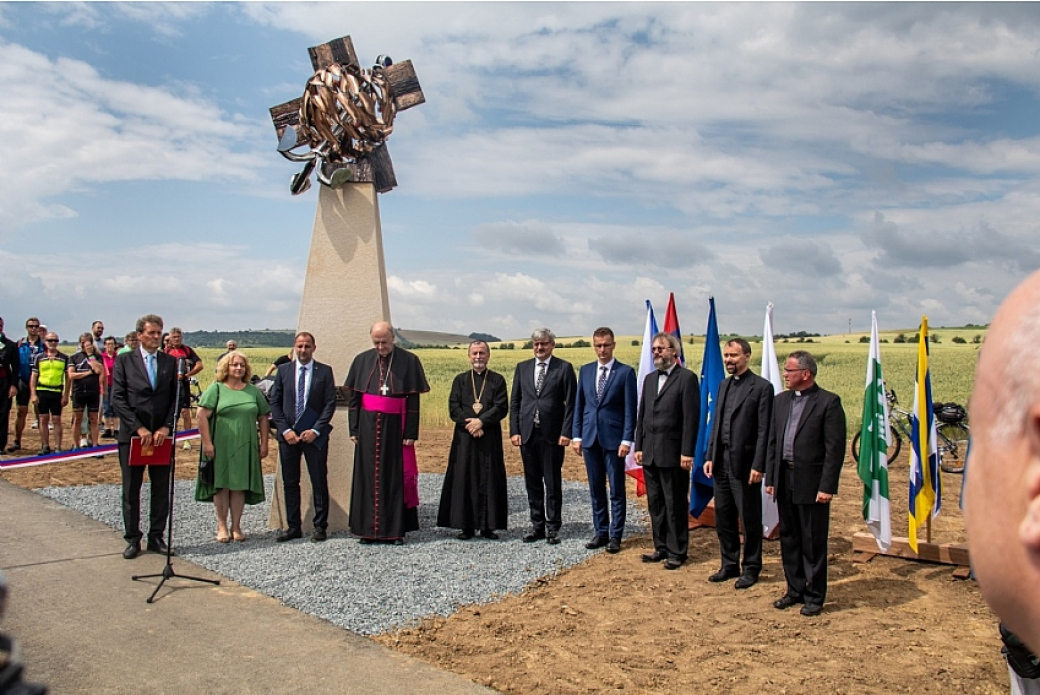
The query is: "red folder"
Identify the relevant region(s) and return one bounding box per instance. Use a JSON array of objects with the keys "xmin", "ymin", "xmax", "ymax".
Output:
[{"xmin": 128, "ymin": 436, "xmax": 173, "ymax": 466}]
